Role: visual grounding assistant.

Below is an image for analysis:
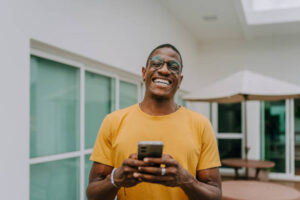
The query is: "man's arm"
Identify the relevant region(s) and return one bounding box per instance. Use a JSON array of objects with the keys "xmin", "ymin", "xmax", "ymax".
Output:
[
  {"xmin": 86, "ymin": 153, "xmax": 144, "ymax": 200},
  {"xmin": 181, "ymin": 168, "xmax": 222, "ymax": 200},
  {"xmin": 86, "ymin": 162, "xmax": 118, "ymax": 200},
  {"xmin": 135, "ymin": 154, "xmax": 222, "ymax": 200}
]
